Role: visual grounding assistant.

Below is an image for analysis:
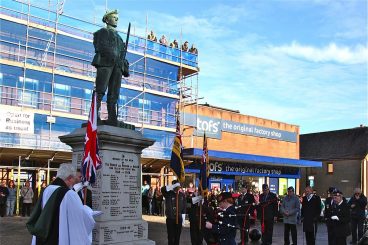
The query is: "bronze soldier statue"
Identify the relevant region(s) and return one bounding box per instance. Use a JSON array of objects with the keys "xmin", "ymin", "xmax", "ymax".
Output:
[{"xmin": 92, "ymin": 10, "xmax": 129, "ymax": 125}]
